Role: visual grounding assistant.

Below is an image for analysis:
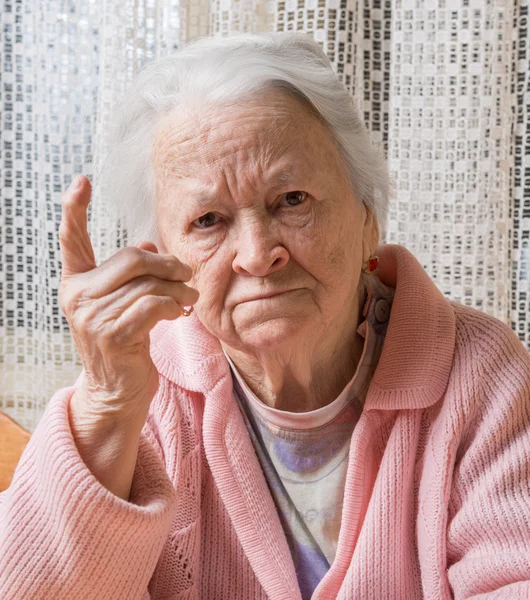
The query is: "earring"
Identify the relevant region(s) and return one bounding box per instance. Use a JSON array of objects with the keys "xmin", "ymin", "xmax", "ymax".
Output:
[
  {"xmin": 180, "ymin": 306, "xmax": 194, "ymax": 317},
  {"xmin": 362, "ymin": 255, "xmax": 379, "ymax": 275}
]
